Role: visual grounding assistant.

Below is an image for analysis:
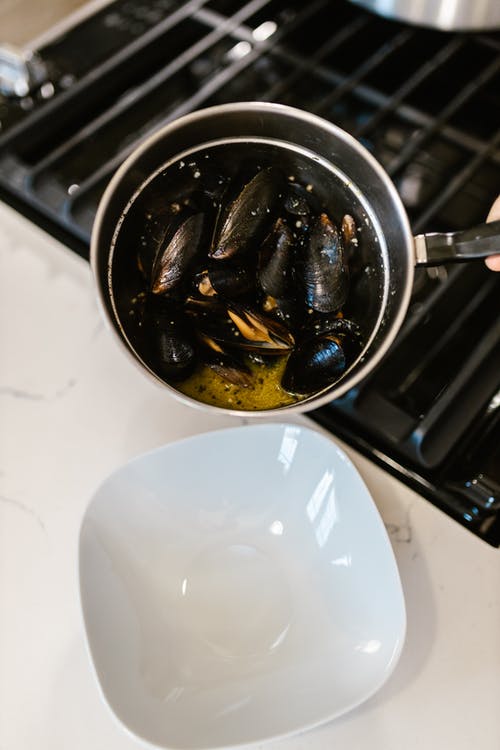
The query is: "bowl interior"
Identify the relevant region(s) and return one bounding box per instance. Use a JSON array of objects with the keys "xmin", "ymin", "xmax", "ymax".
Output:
[{"xmin": 79, "ymin": 423, "xmax": 406, "ymax": 749}]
